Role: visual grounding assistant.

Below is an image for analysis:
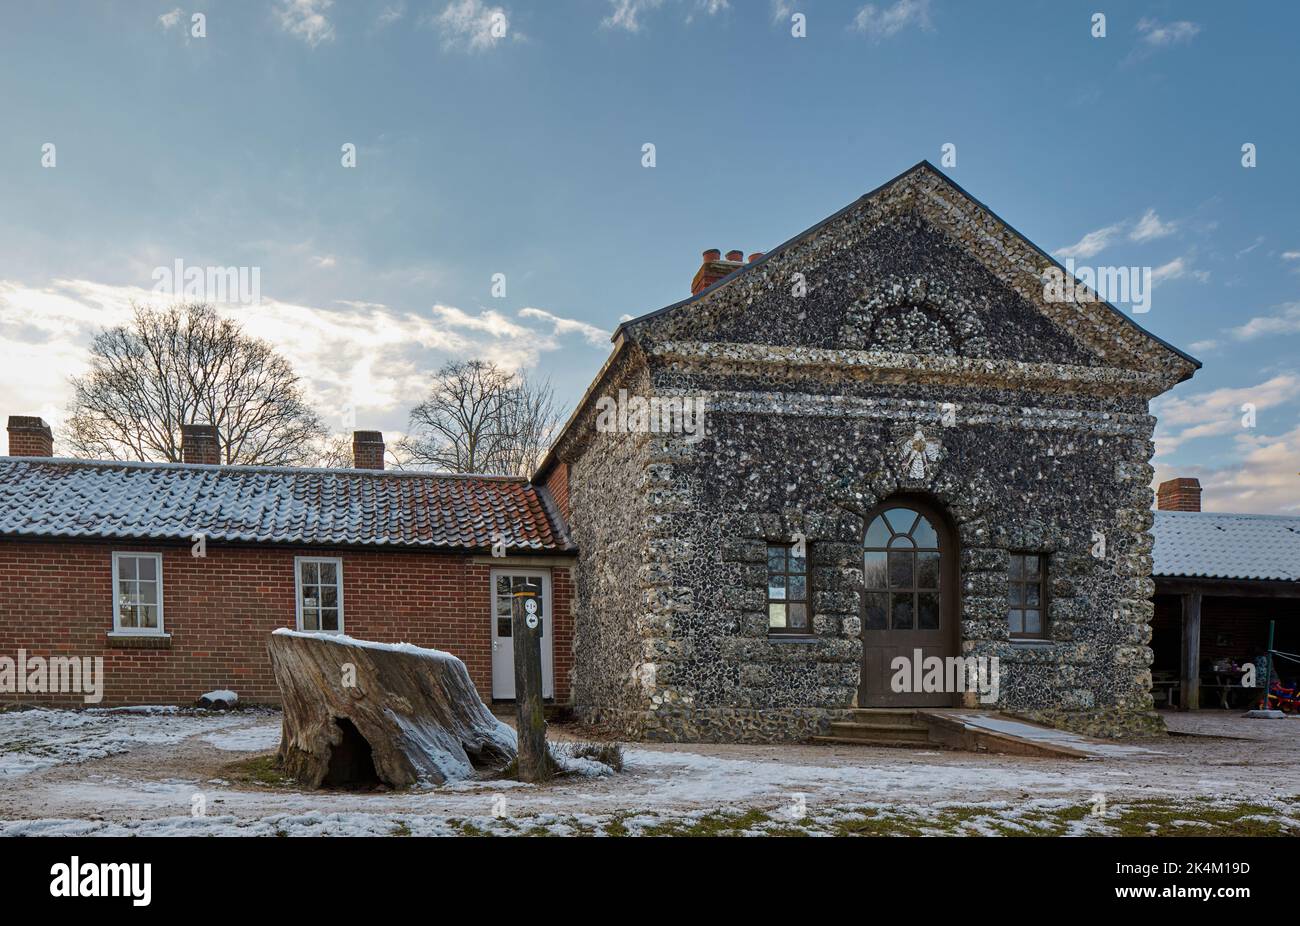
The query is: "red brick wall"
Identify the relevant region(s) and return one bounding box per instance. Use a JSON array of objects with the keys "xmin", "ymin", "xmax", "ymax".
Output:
[
  {"xmin": 1151, "ymin": 593, "xmax": 1300, "ymax": 674},
  {"xmin": 0, "ymin": 538, "xmax": 574, "ymax": 708},
  {"xmin": 543, "ymin": 461, "xmax": 570, "ymax": 522}
]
